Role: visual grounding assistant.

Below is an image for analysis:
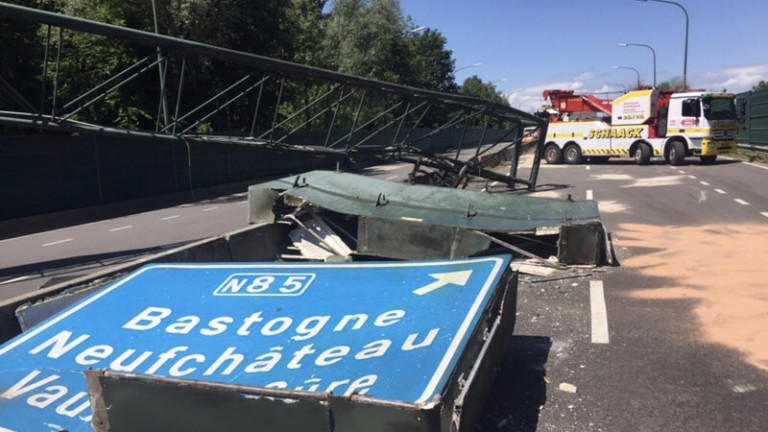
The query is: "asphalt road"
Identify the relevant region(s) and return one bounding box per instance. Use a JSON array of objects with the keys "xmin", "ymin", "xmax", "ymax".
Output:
[
  {"xmin": 0, "ymin": 191, "xmax": 251, "ymax": 299},
  {"xmin": 1, "ymin": 154, "xmax": 767, "ymax": 431},
  {"xmin": 477, "ymin": 155, "xmax": 768, "ymax": 432}
]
